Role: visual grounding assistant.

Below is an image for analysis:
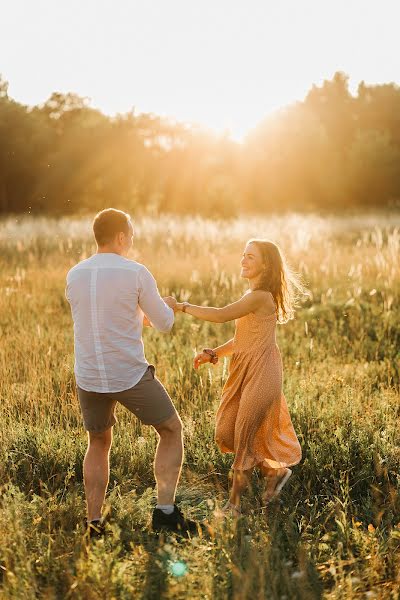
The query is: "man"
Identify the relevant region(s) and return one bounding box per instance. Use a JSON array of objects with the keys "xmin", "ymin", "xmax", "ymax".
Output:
[{"xmin": 65, "ymin": 208, "xmax": 197, "ymax": 536}]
